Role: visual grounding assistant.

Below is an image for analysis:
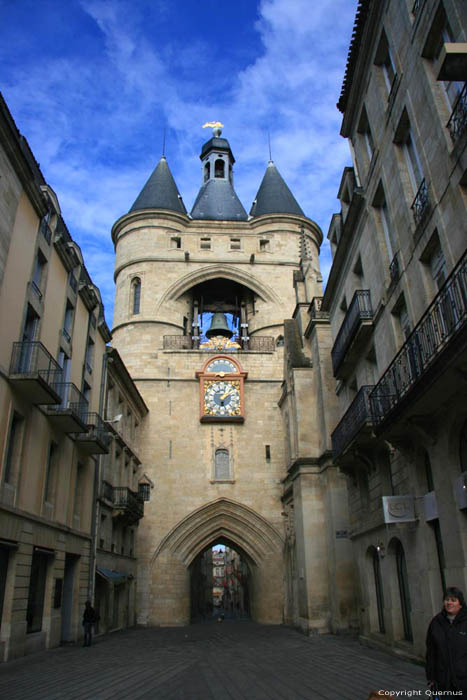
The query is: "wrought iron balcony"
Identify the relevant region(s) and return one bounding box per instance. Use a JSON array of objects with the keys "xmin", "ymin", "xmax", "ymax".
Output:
[
  {"xmin": 9, "ymin": 341, "xmax": 63, "ymax": 404},
  {"xmin": 370, "ymin": 250, "xmax": 467, "ymax": 427},
  {"xmin": 331, "ymin": 386, "xmax": 374, "ymax": 460},
  {"xmin": 331, "ymin": 290, "xmax": 374, "ymax": 377},
  {"xmin": 112, "ymin": 486, "xmax": 144, "ymax": 523},
  {"xmin": 43, "ymin": 382, "xmax": 88, "ymax": 432},
  {"xmin": 73, "ymin": 412, "xmax": 111, "ymax": 454},
  {"xmin": 411, "ymin": 178, "xmax": 430, "ymax": 227},
  {"xmin": 447, "ymin": 83, "xmax": 467, "ymax": 143}
]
